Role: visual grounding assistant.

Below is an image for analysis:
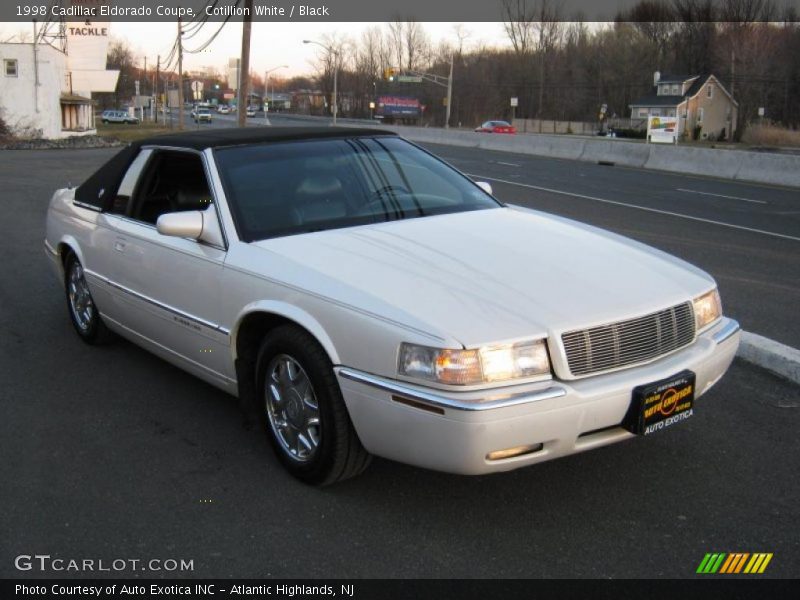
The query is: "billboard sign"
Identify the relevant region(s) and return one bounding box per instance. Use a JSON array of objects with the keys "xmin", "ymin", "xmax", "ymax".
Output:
[
  {"xmin": 376, "ymin": 96, "xmax": 421, "ymax": 117},
  {"xmin": 648, "ymin": 116, "xmax": 679, "ymax": 144}
]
